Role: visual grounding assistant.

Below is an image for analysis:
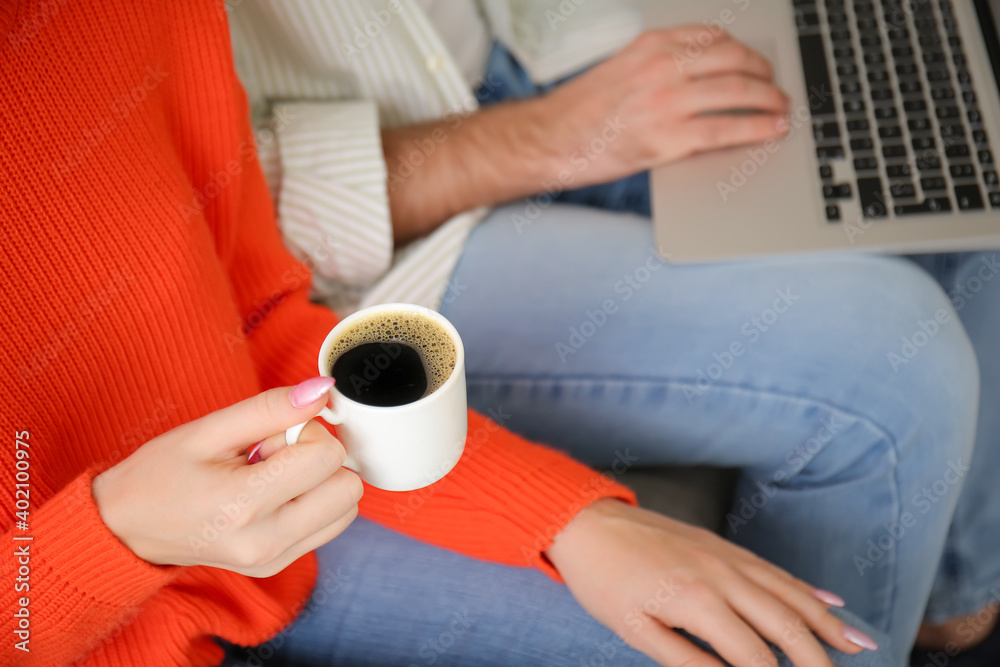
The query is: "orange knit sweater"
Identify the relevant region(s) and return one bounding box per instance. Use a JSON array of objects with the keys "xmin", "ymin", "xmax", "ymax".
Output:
[{"xmin": 0, "ymin": 2, "xmax": 636, "ymax": 665}]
